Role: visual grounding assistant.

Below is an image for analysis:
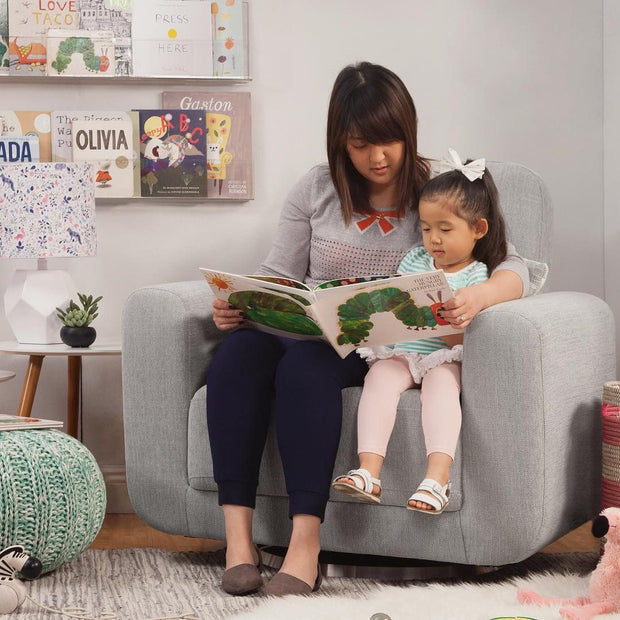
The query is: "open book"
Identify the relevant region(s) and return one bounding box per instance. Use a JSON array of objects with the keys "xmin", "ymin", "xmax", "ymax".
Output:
[
  {"xmin": 0, "ymin": 414, "xmax": 63, "ymax": 431},
  {"xmin": 201, "ymin": 268, "xmax": 461, "ymax": 358}
]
